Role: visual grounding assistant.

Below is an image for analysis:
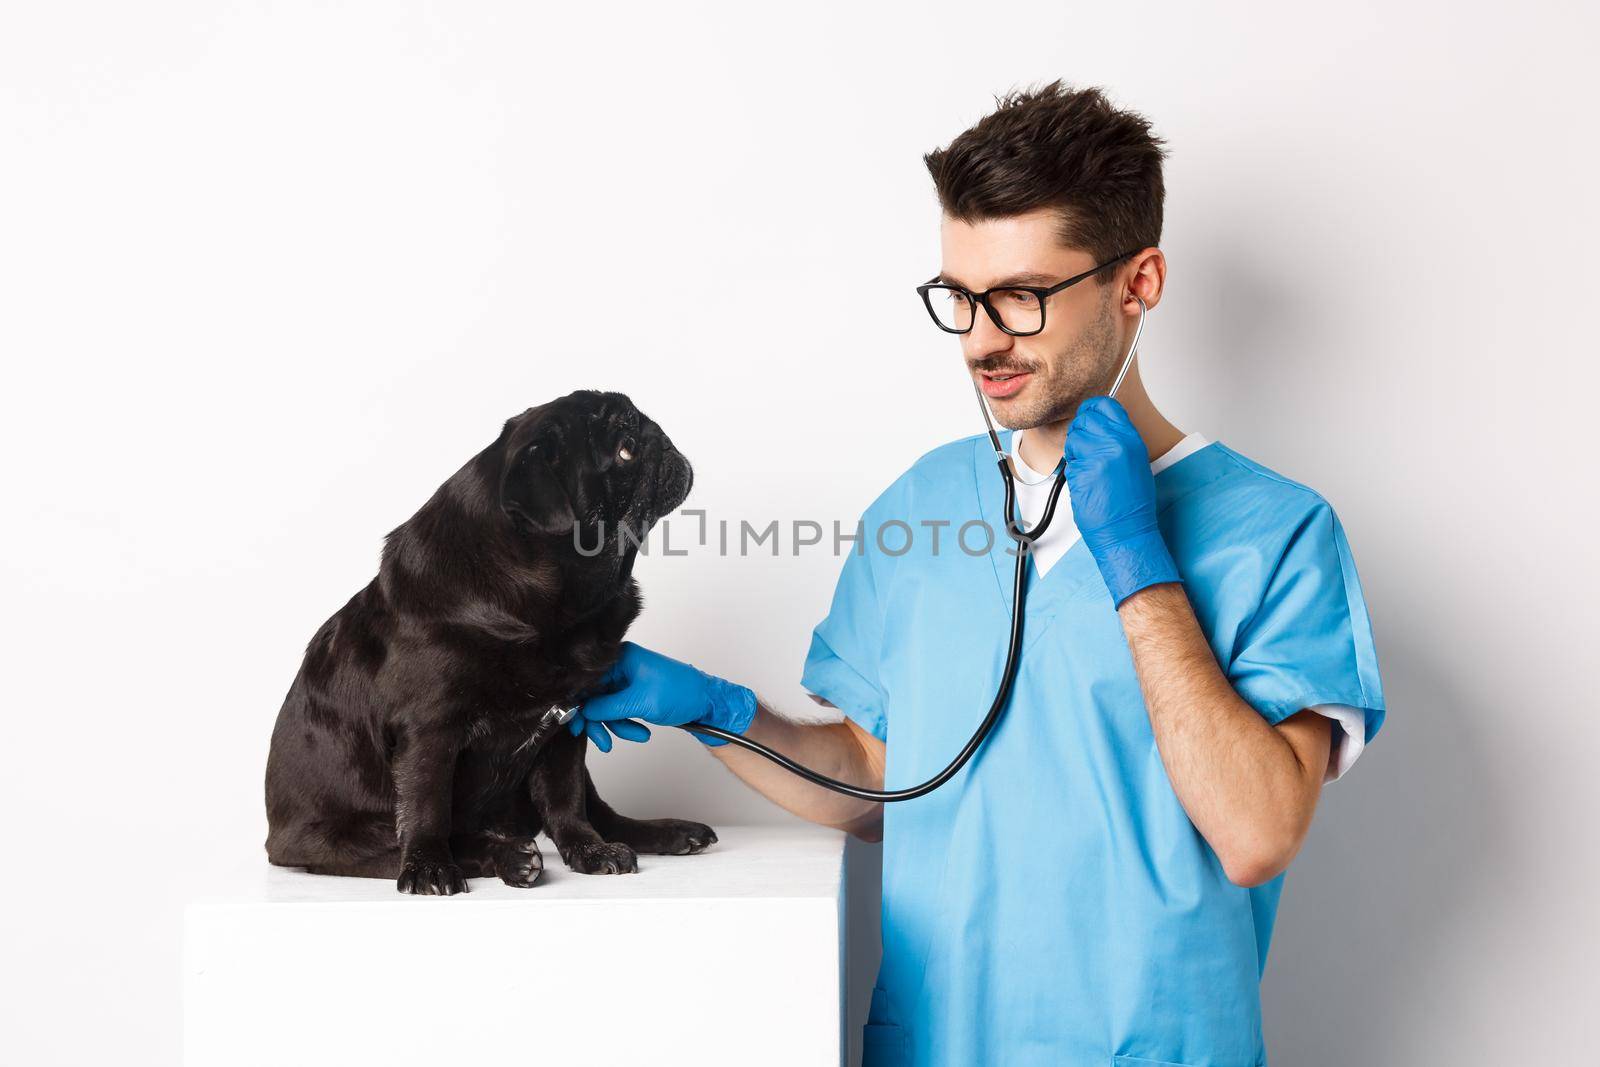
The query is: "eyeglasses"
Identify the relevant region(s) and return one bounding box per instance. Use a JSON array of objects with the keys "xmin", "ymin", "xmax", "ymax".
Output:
[{"xmin": 915, "ymin": 249, "xmax": 1139, "ymax": 336}]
